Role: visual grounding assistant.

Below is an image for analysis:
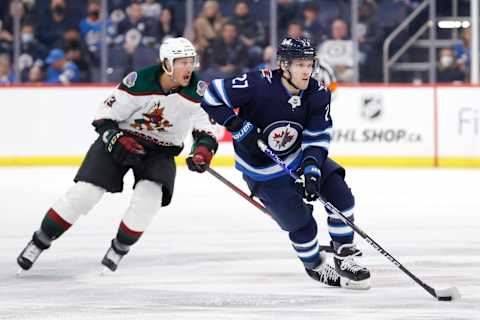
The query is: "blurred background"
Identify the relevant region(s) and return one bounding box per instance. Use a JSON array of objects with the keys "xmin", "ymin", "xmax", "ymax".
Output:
[
  {"xmin": 0, "ymin": 0, "xmax": 477, "ymax": 85},
  {"xmin": 0, "ymin": 0, "xmax": 479, "ymax": 167}
]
